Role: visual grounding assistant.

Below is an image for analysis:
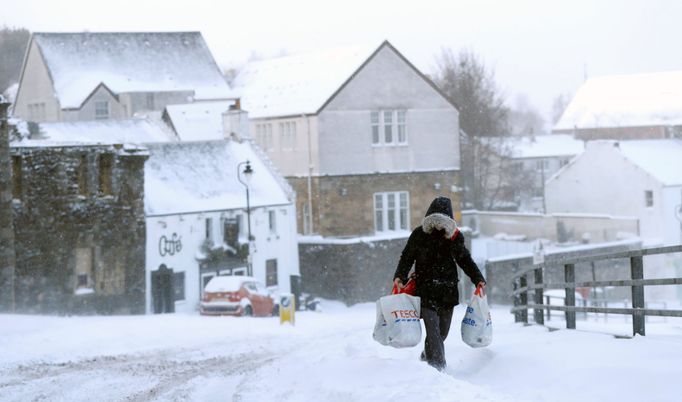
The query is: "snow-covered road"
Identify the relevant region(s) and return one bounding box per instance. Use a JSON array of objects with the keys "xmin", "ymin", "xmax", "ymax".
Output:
[{"xmin": 1, "ymin": 302, "xmax": 681, "ymax": 402}]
